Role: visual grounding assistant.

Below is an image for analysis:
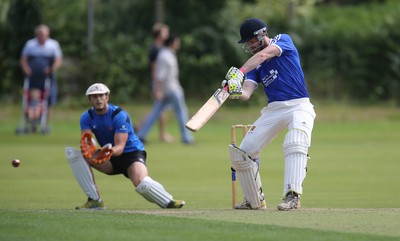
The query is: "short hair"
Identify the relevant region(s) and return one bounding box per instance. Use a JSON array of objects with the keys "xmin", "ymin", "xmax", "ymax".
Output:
[
  {"xmin": 152, "ymin": 23, "xmax": 169, "ymax": 39},
  {"xmin": 164, "ymin": 34, "xmax": 178, "ymax": 46},
  {"xmin": 35, "ymin": 24, "xmax": 50, "ymax": 34}
]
